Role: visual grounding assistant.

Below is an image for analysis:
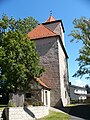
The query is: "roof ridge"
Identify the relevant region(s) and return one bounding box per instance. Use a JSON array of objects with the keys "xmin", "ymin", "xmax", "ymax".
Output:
[{"xmin": 28, "ymin": 24, "xmax": 57, "ymax": 40}]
